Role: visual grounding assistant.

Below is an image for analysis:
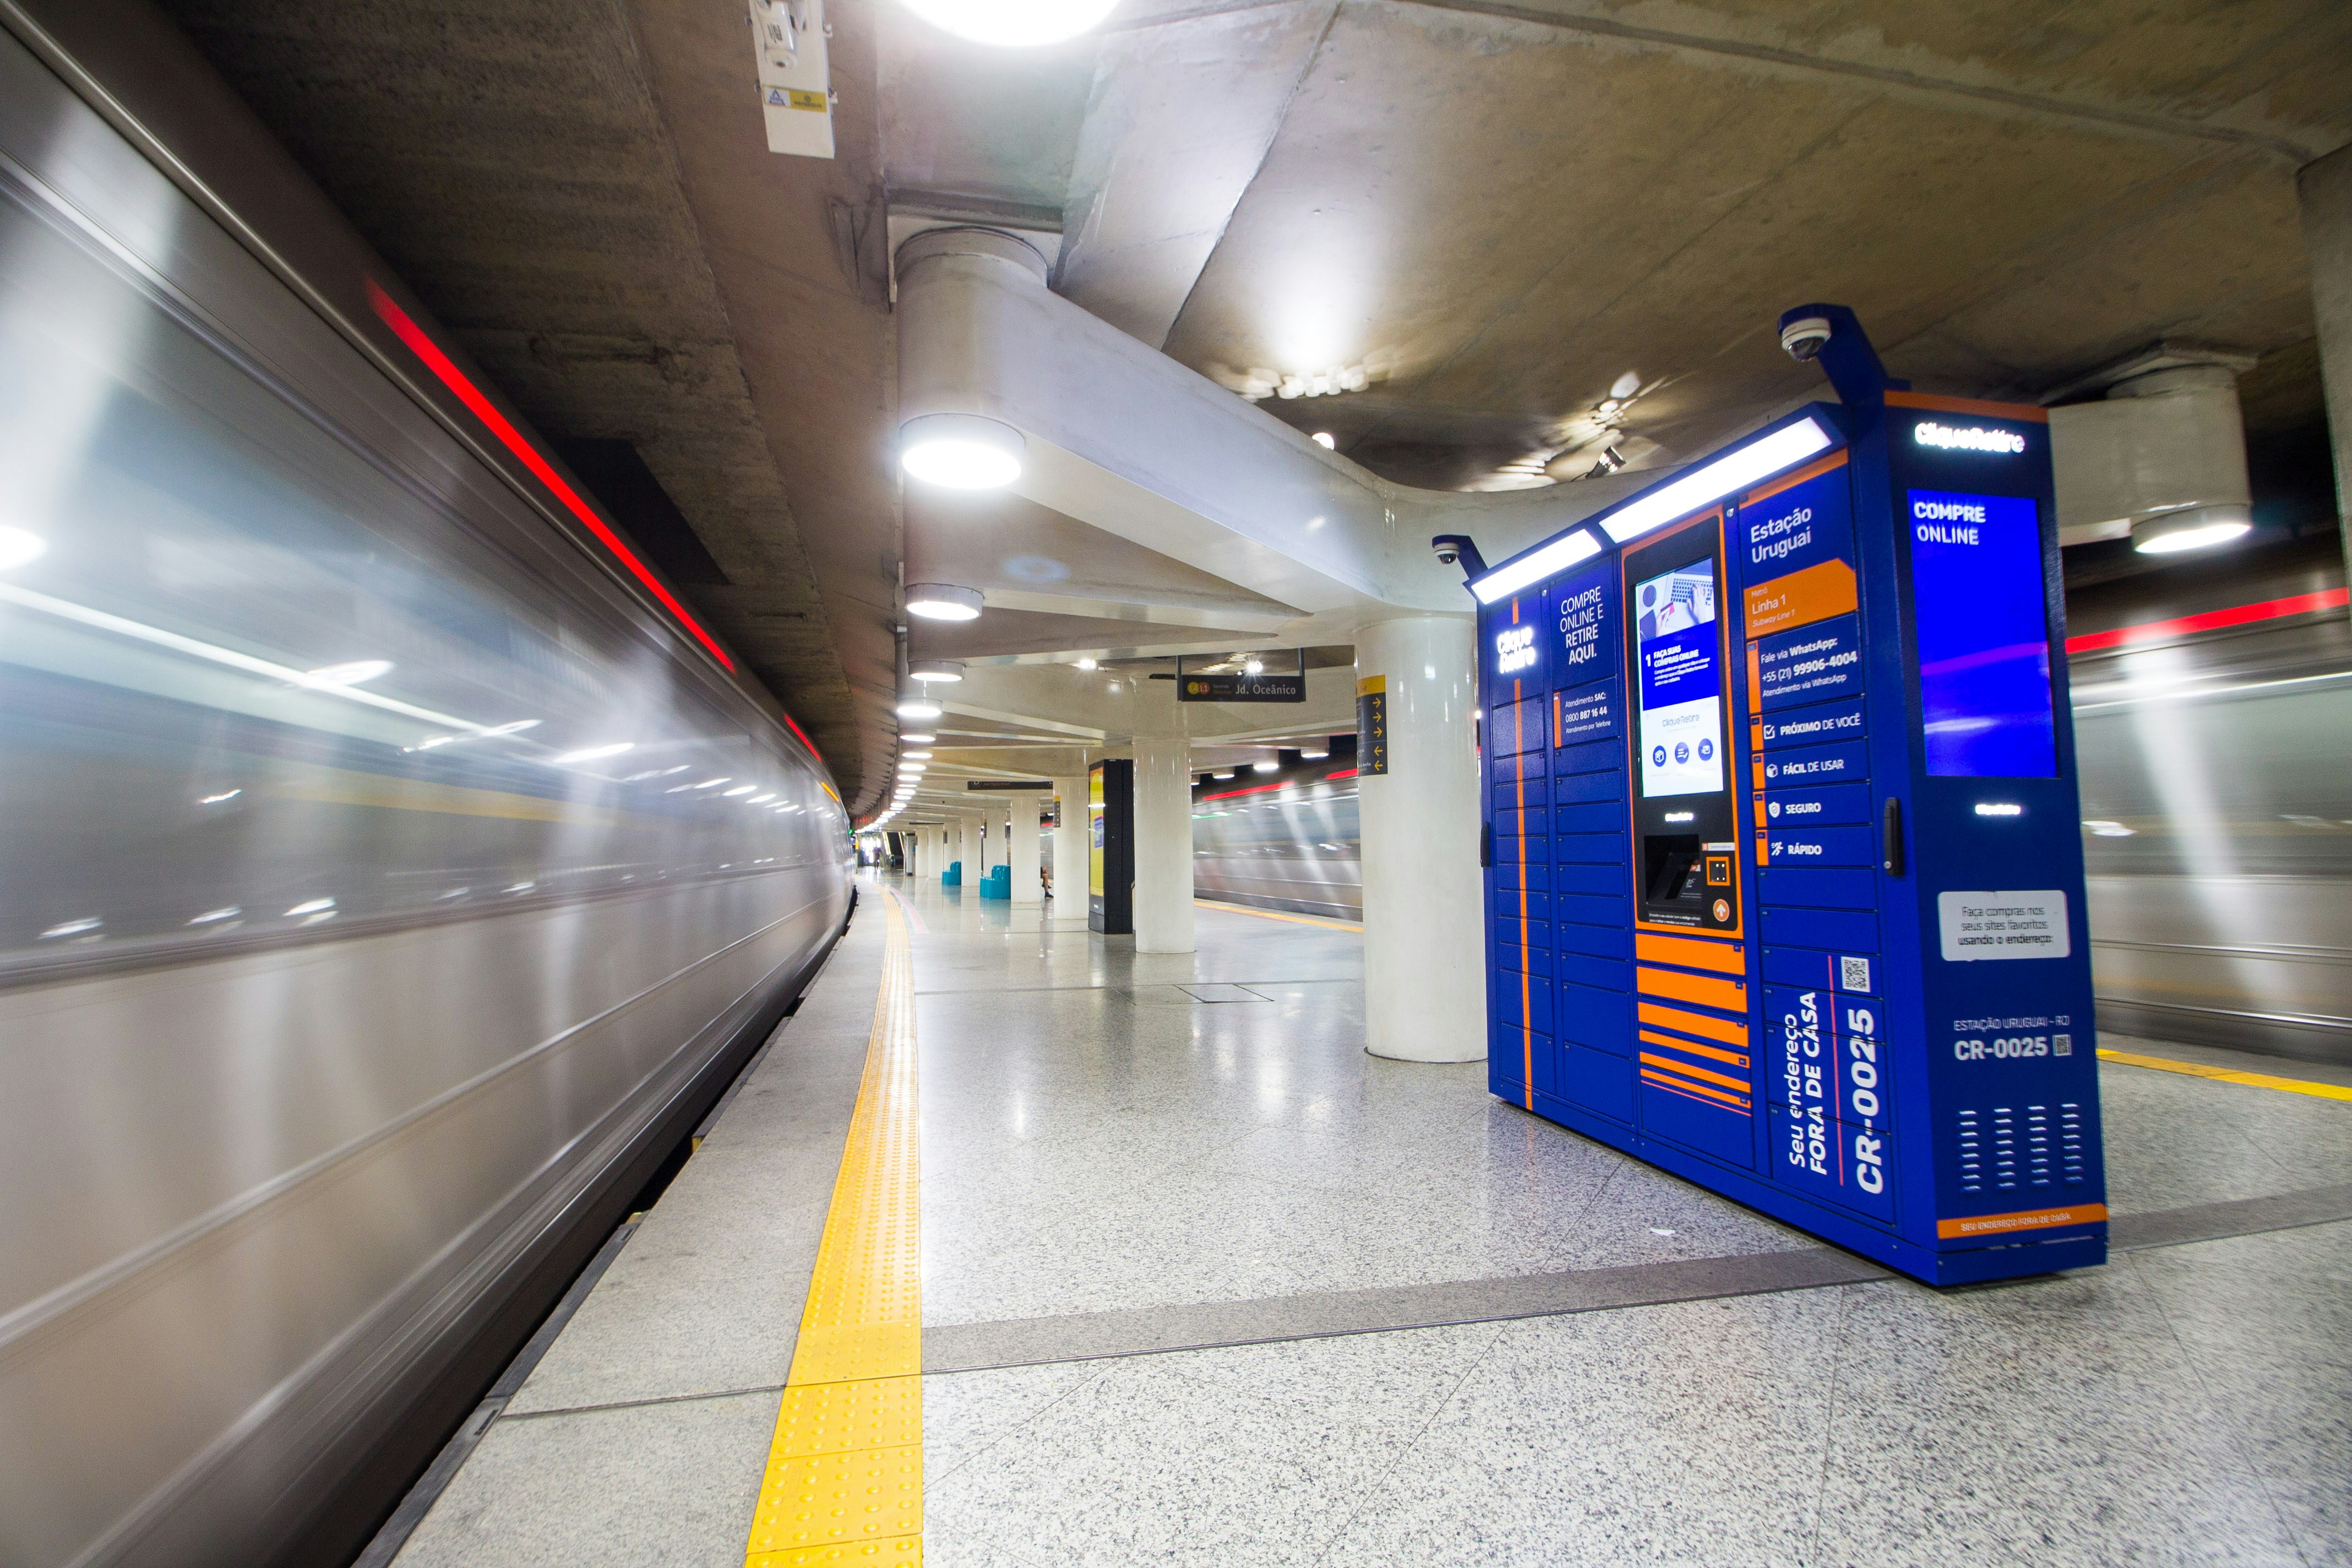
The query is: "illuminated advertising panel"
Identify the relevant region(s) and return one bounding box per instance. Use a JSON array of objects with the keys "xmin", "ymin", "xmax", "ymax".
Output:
[
  {"xmin": 1906, "ymin": 490, "xmax": 2056, "ymax": 777},
  {"xmin": 1634, "ymin": 561, "xmax": 1725, "ymax": 798}
]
